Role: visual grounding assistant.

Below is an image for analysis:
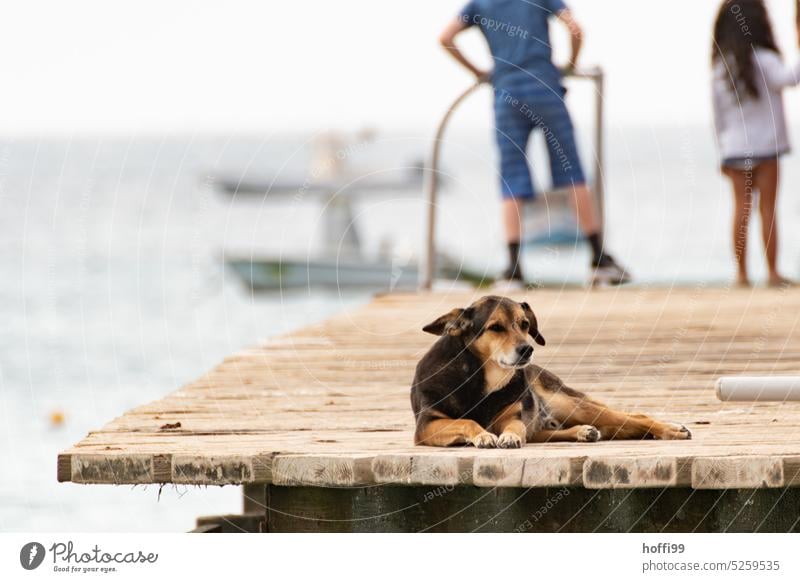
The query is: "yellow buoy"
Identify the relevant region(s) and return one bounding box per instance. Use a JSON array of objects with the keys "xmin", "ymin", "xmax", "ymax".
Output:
[{"xmin": 49, "ymin": 410, "xmax": 66, "ymax": 427}]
